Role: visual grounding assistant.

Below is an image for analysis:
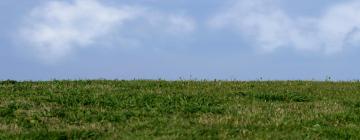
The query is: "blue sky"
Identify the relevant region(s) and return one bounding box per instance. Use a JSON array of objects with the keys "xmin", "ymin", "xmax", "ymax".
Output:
[{"xmin": 1, "ymin": 0, "xmax": 360, "ymax": 80}]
